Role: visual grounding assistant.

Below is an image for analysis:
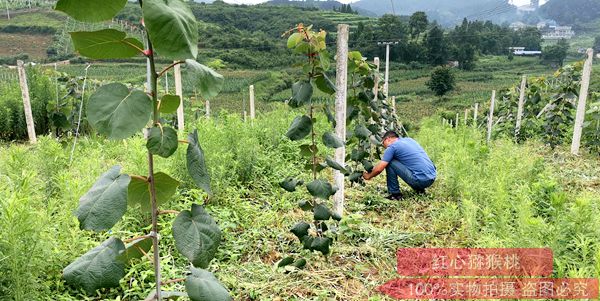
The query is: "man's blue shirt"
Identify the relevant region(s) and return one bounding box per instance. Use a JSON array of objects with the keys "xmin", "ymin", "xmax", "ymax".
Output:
[{"xmin": 381, "ymin": 138, "xmax": 436, "ymax": 181}]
